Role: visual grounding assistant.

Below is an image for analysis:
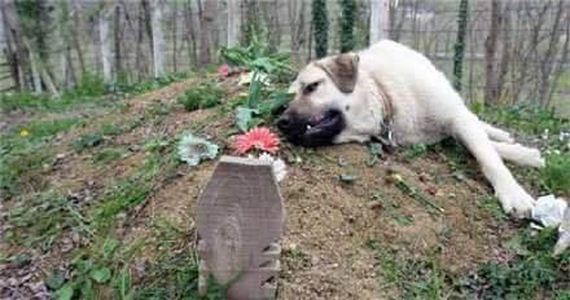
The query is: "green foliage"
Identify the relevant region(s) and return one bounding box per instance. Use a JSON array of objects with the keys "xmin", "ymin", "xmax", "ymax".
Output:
[
  {"xmin": 1, "ymin": 118, "xmax": 80, "ymax": 197},
  {"xmin": 93, "ymin": 148, "xmax": 128, "ymax": 164},
  {"xmin": 478, "ymin": 196, "xmax": 508, "ymax": 222},
  {"xmin": 54, "ymin": 238, "xmax": 123, "ymax": 300},
  {"xmin": 5, "ymin": 191, "xmax": 91, "ymax": 252},
  {"xmin": 466, "ymin": 228, "xmax": 569, "ymax": 299},
  {"xmin": 0, "ymin": 73, "xmax": 187, "ymax": 112},
  {"xmin": 452, "ymin": 0, "xmax": 469, "ymax": 91},
  {"xmin": 403, "ymin": 144, "xmax": 429, "ymax": 160},
  {"xmin": 367, "ymin": 240, "xmax": 451, "ymax": 299},
  {"xmin": 92, "ymin": 179, "xmax": 152, "ymax": 230},
  {"xmin": 473, "ymin": 103, "xmax": 569, "ymax": 136},
  {"xmin": 73, "ymin": 133, "xmax": 104, "ymax": 152},
  {"xmin": 233, "ymin": 72, "xmax": 293, "ymax": 132},
  {"xmin": 339, "ymin": 0, "xmax": 356, "ymax": 53},
  {"xmin": 177, "ymin": 83, "xmax": 223, "ymax": 112},
  {"xmin": 541, "ymin": 152, "xmax": 570, "ymax": 195},
  {"xmin": 219, "ymin": 33, "xmax": 294, "ymax": 81},
  {"xmin": 312, "ymin": 0, "xmax": 329, "ymax": 58}
]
